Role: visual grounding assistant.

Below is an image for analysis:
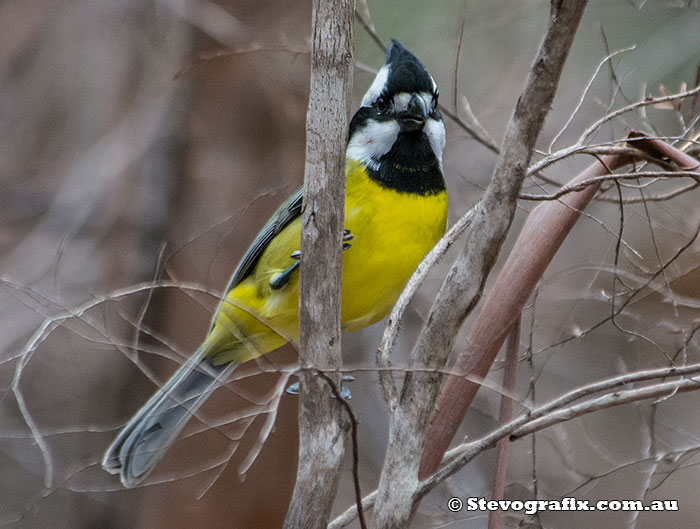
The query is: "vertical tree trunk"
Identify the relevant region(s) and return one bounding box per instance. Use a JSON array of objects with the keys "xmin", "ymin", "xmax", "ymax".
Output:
[{"xmin": 283, "ymin": 1, "xmax": 354, "ymax": 528}]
